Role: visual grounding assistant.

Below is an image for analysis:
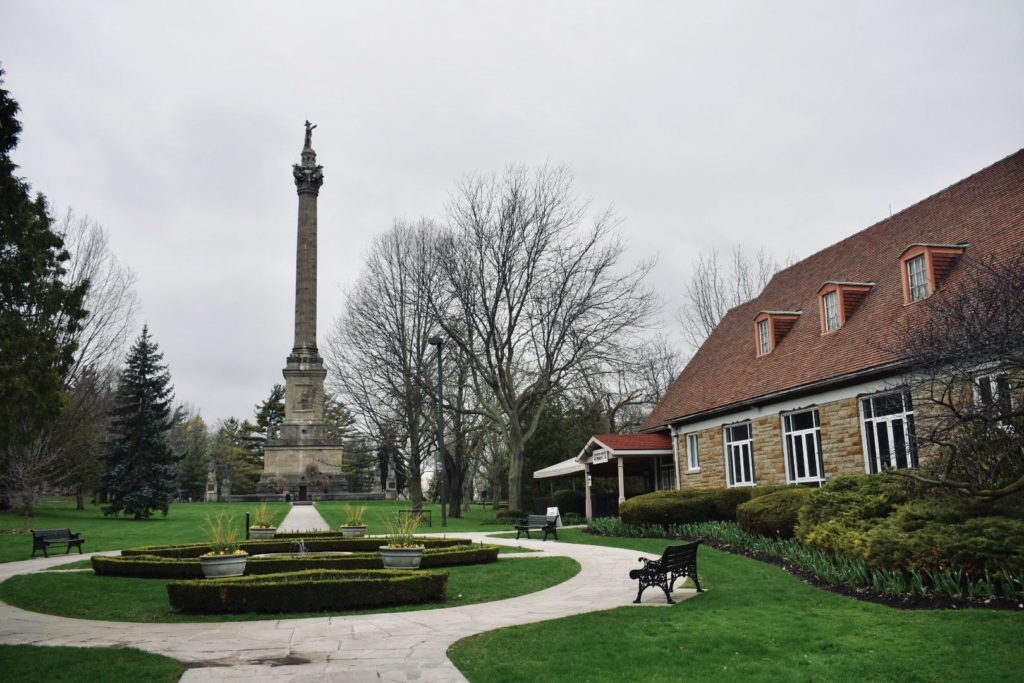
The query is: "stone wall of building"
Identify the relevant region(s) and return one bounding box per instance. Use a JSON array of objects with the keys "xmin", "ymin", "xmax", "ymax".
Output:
[{"xmin": 818, "ymin": 396, "xmax": 867, "ymax": 477}]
